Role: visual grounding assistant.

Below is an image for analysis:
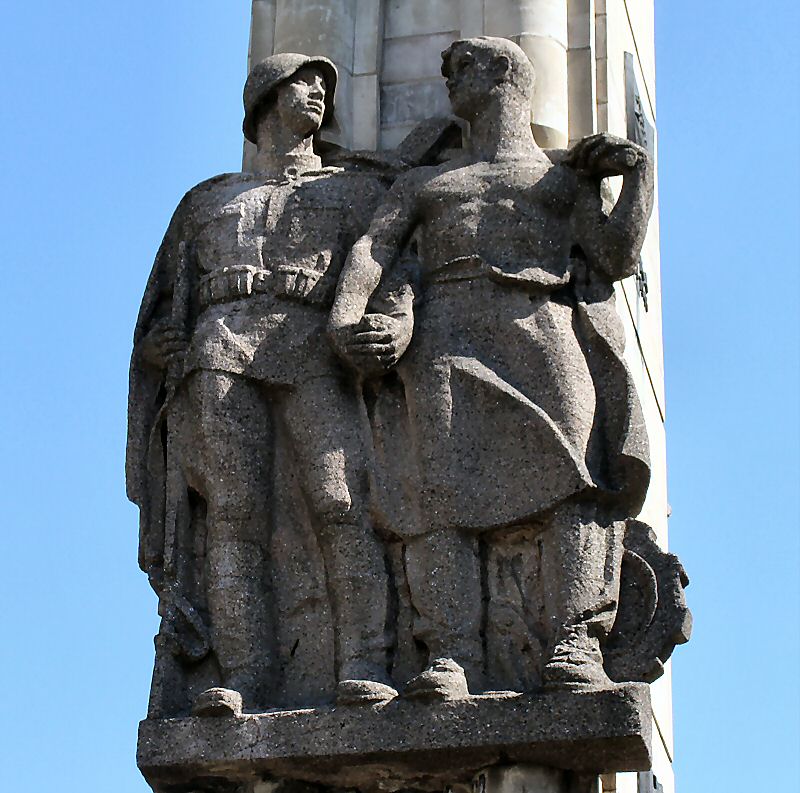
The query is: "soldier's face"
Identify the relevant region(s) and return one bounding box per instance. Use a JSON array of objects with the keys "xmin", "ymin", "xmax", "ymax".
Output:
[
  {"xmin": 275, "ymin": 67, "xmax": 327, "ymax": 136},
  {"xmin": 442, "ymin": 45, "xmax": 498, "ymax": 120}
]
